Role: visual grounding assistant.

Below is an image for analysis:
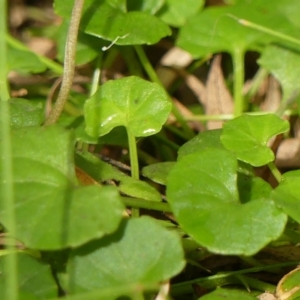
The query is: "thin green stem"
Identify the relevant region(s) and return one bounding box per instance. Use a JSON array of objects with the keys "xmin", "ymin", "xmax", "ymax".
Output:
[
  {"xmin": 121, "ymin": 197, "xmax": 172, "ymax": 212},
  {"xmin": 171, "ymin": 261, "xmax": 298, "ymax": 296},
  {"xmin": 44, "ymin": 0, "xmax": 85, "ymax": 125},
  {"xmin": 0, "ymin": 1, "xmax": 18, "ymax": 298},
  {"xmin": 90, "ymin": 53, "xmax": 103, "ymax": 96},
  {"xmin": 267, "ymin": 162, "xmax": 282, "ymax": 183},
  {"xmin": 127, "ymin": 130, "xmax": 140, "ymax": 217},
  {"xmin": 238, "ymin": 18, "xmax": 300, "ymax": 48},
  {"xmin": 0, "ymin": 2, "xmax": 9, "ymax": 101},
  {"xmin": 134, "ymin": 45, "xmax": 195, "ymax": 139},
  {"xmin": 232, "ymin": 48, "xmax": 245, "ymax": 117}
]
